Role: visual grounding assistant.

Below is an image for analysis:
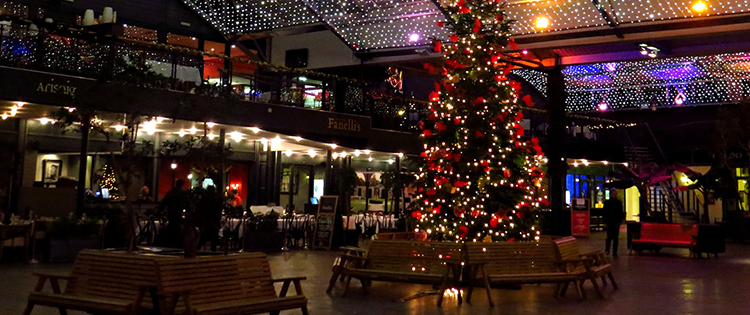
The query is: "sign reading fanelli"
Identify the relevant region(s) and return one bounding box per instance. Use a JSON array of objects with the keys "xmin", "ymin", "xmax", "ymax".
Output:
[
  {"xmin": 328, "ymin": 118, "xmax": 361, "ymax": 132},
  {"xmin": 36, "ymin": 82, "xmax": 77, "ymax": 97}
]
